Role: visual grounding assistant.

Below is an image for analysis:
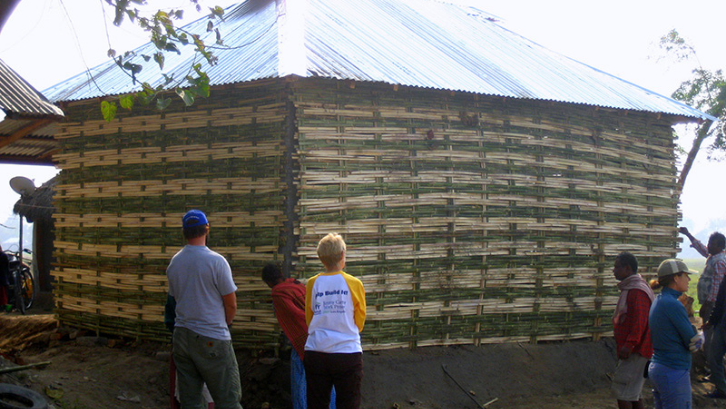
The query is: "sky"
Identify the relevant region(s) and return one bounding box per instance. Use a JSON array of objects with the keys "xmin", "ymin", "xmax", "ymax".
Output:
[{"xmin": 0, "ymin": 0, "xmax": 725, "ymax": 253}]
